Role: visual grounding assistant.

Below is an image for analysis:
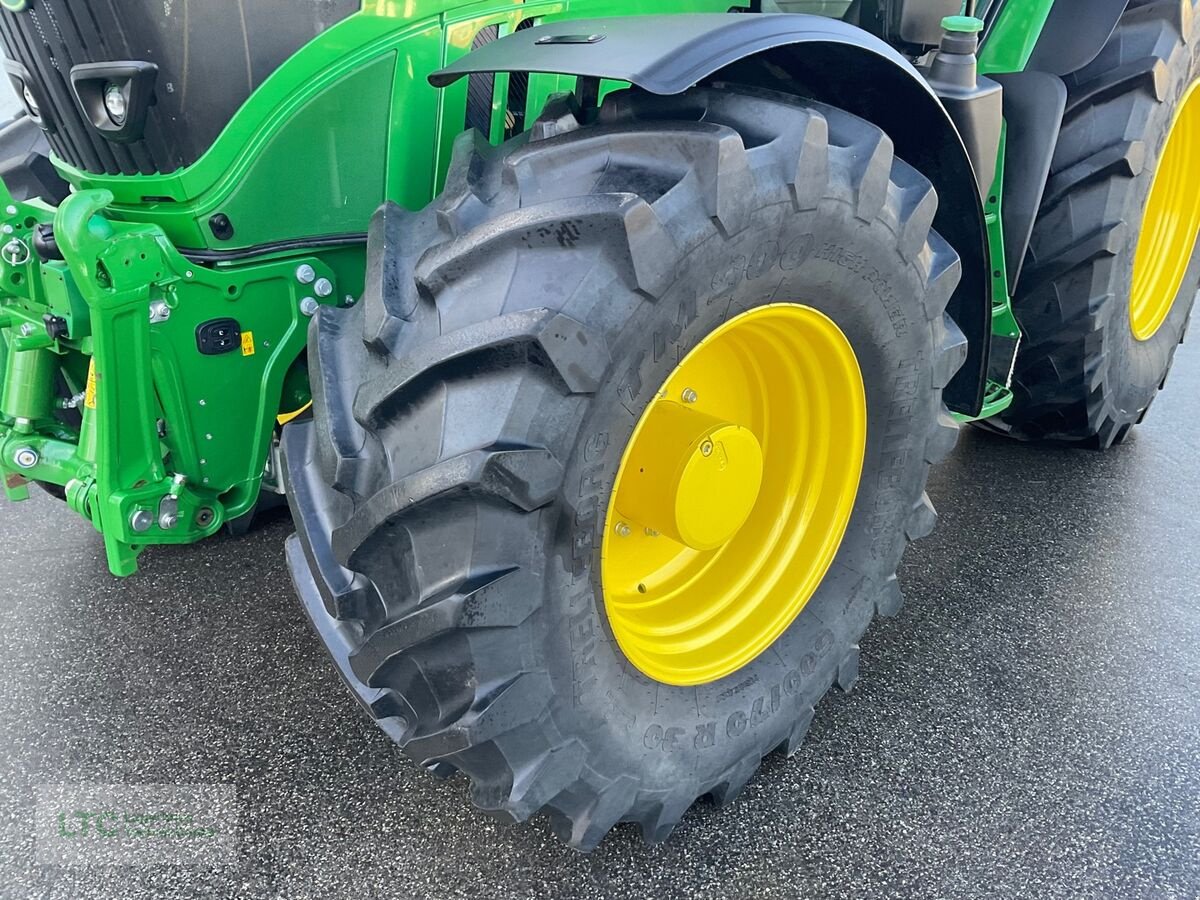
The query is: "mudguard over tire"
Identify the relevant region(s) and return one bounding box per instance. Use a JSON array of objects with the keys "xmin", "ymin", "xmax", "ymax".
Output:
[
  {"xmin": 986, "ymin": 0, "xmax": 1200, "ymax": 446},
  {"xmin": 284, "ymin": 84, "xmax": 966, "ymax": 849}
]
